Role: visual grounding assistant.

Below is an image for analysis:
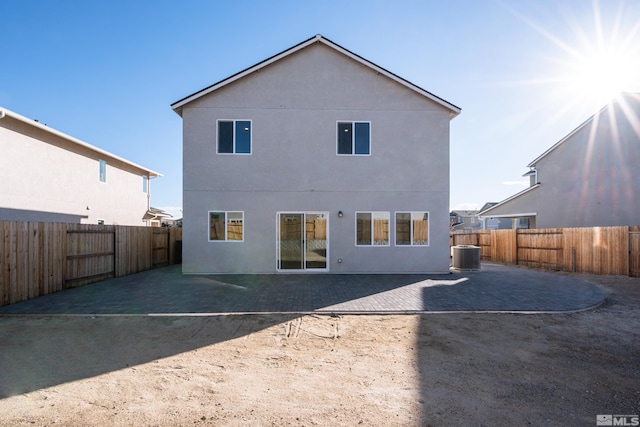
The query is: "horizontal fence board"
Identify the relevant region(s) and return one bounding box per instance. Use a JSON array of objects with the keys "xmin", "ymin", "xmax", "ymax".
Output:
[
  {"xmin": 0, "ymin": 221, "xmax": 182, "ymax": 307},
  {"xmin": 452, "ymin": 226, "xmax": 637, "ymax": 277}
]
